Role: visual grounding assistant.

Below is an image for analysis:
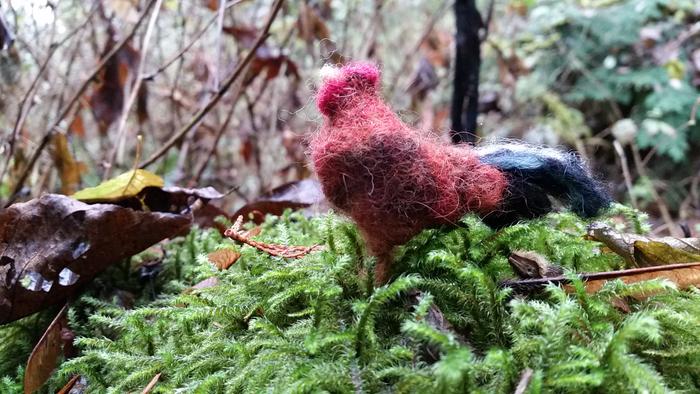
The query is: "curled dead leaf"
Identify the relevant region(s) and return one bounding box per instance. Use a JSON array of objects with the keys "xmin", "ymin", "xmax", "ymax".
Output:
[
  {"xmin": 89, "ymin": 33, "xmax": 140, "ymax": 134},
  {"xmin": 73, "ymin": 170, "xmax": 223, "ymax": 216},
  {"xmin": 0, "ymin": 194, "xmax": 190, "ymax": 324}
]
